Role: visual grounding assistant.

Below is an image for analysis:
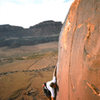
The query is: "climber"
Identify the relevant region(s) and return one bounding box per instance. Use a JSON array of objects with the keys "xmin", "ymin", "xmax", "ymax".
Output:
[{"xmin": 42, "ymin": 66, "xmax": 58, "ymax": 100}]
